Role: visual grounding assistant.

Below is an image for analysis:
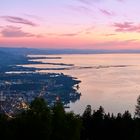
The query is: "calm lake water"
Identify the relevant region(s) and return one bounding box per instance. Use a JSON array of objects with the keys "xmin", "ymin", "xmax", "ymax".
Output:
[{"xmin": 22, "ymin": 54, "xmax": 140, "ymax": 115}]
